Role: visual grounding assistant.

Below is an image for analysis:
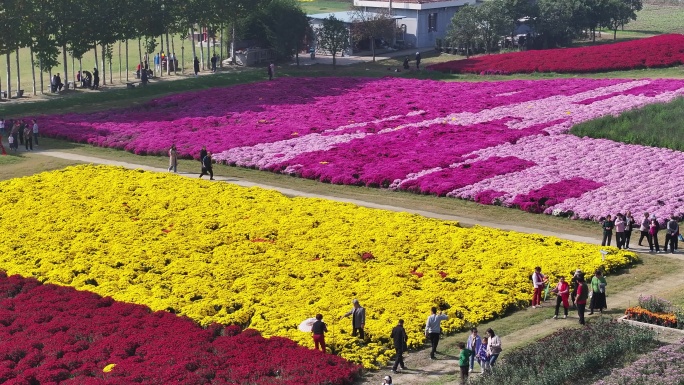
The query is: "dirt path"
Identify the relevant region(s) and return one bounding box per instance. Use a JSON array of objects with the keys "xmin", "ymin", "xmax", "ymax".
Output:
[{"xmin": 33, "ymin": 150, "xmax": 684, "ymax": 385}]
